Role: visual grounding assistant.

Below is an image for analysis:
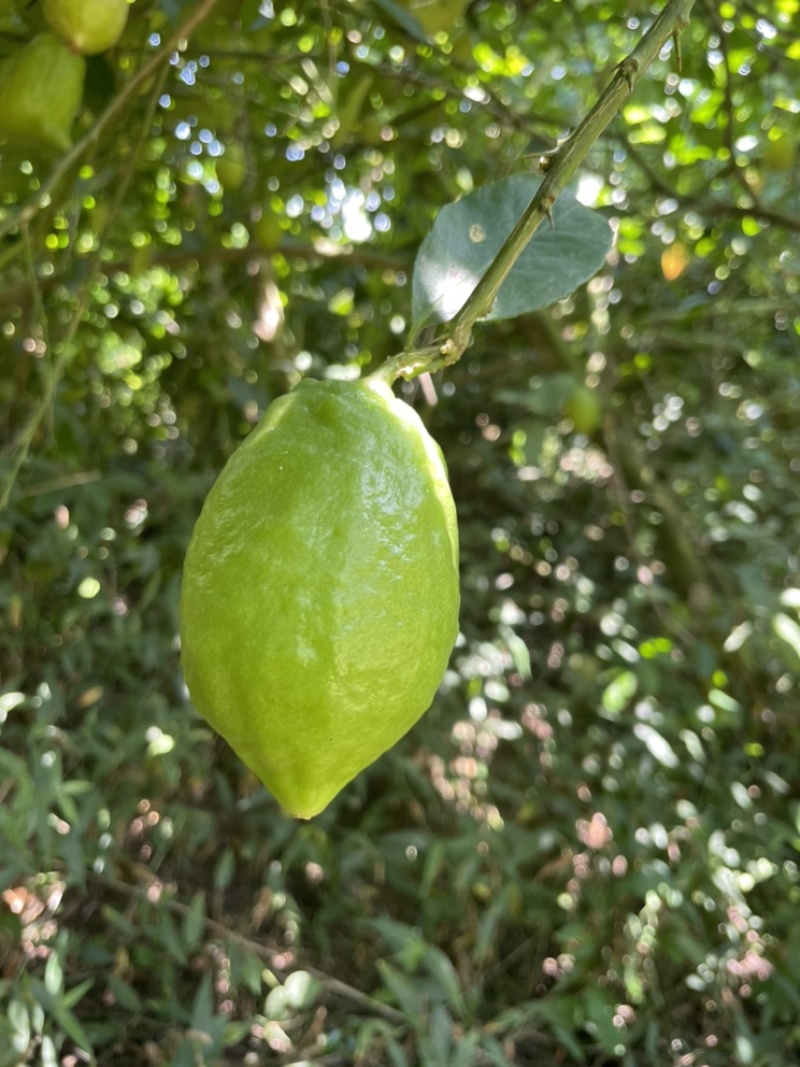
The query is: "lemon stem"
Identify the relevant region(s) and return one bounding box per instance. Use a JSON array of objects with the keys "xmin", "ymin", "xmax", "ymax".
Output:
[{"xmin": 379, "ymin": 0, "xmax": 696, "ymax": 386}]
